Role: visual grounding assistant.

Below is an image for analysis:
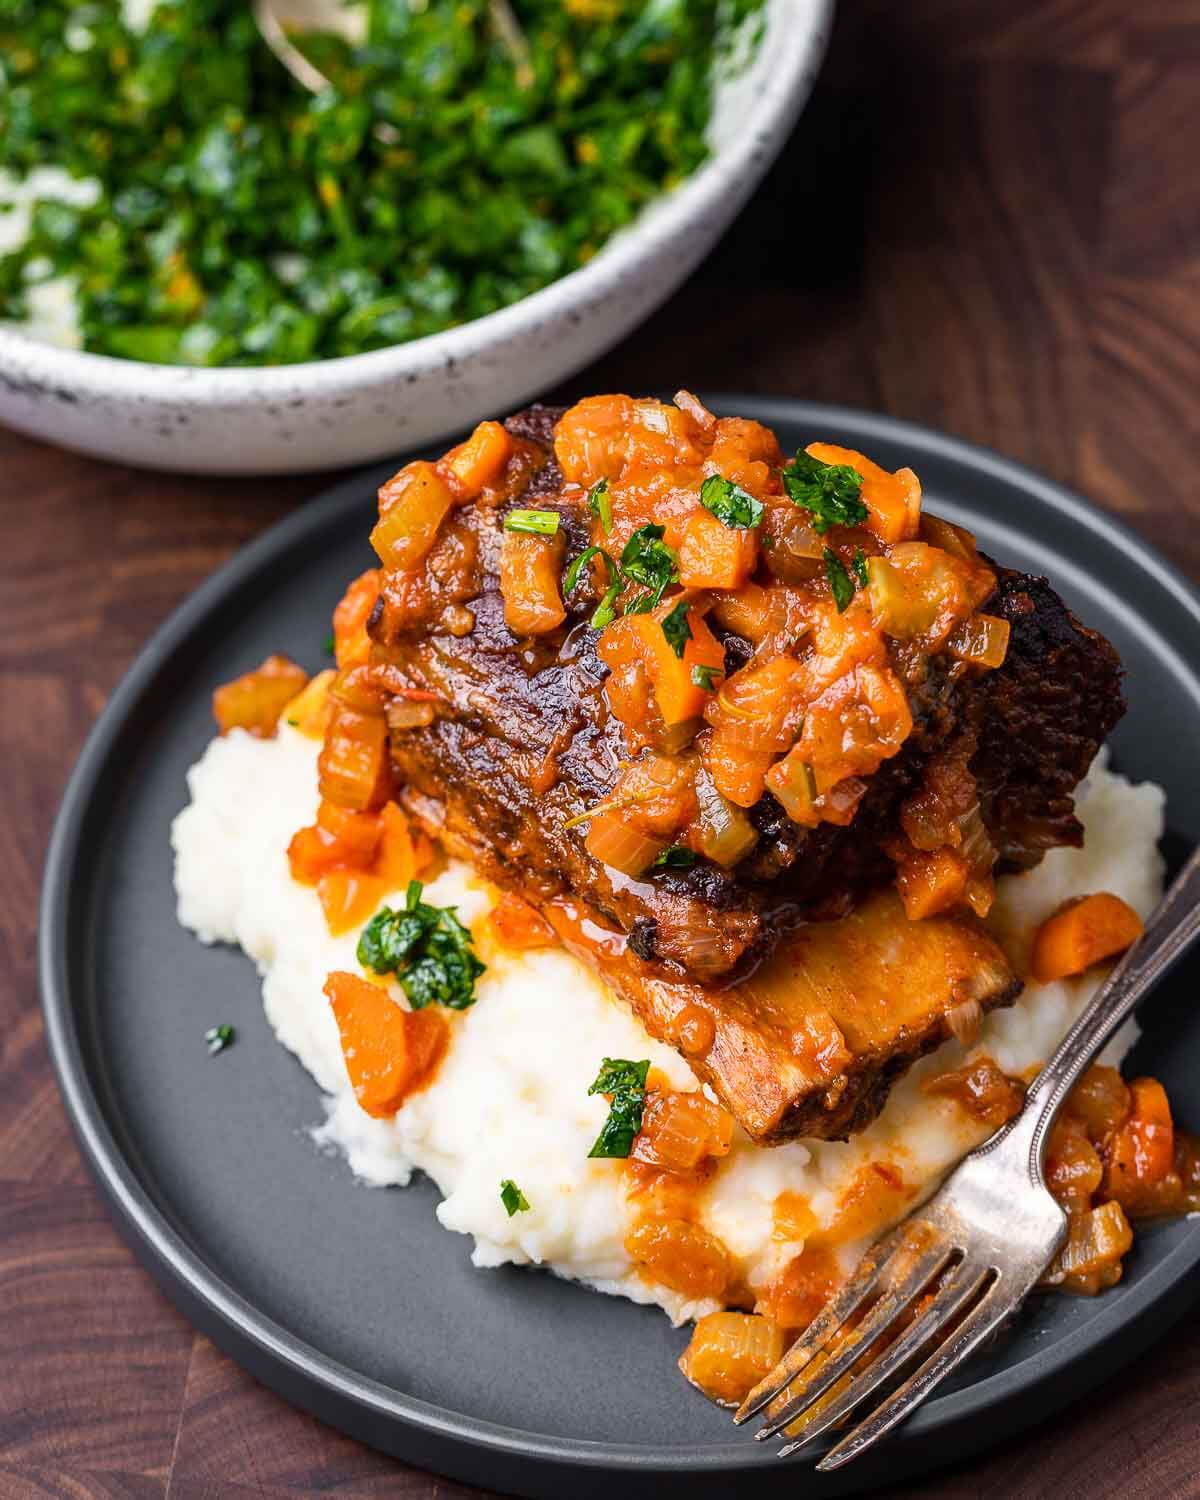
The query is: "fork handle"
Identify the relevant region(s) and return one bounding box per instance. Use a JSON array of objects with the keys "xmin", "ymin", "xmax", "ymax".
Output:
[{"xmin": 1017, "ymin": 841, "xmax": 1200, "ymax": 1171}]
